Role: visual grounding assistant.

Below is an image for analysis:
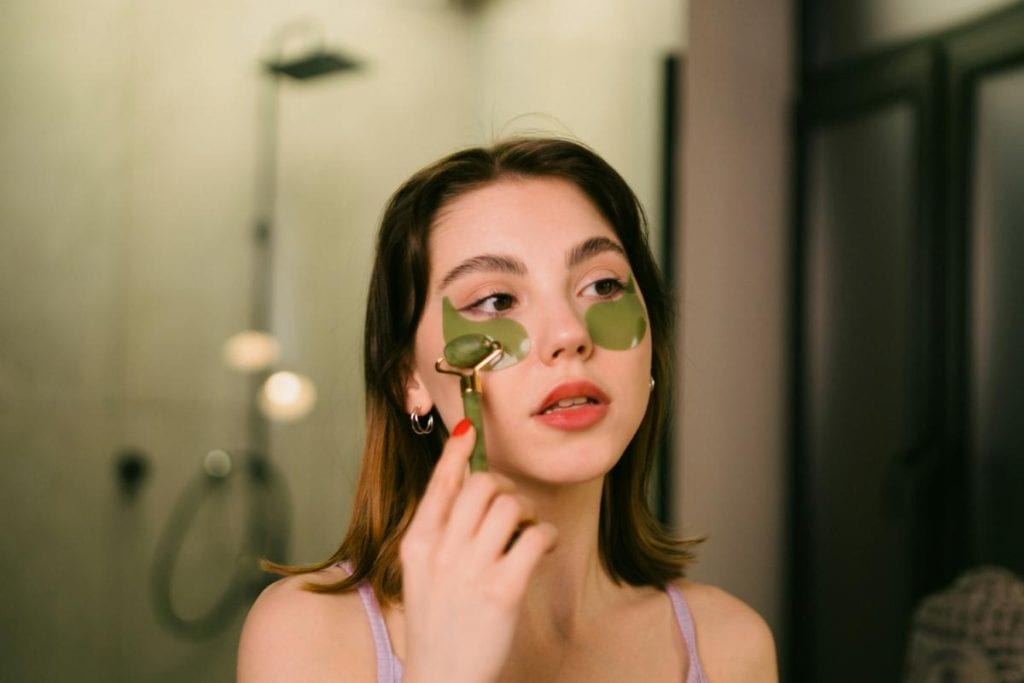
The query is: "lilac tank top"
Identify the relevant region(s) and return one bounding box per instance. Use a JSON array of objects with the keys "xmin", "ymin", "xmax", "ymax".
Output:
[{"xmin": 351, "ymin": 571, "xmax": 708, "ymax": 682}]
